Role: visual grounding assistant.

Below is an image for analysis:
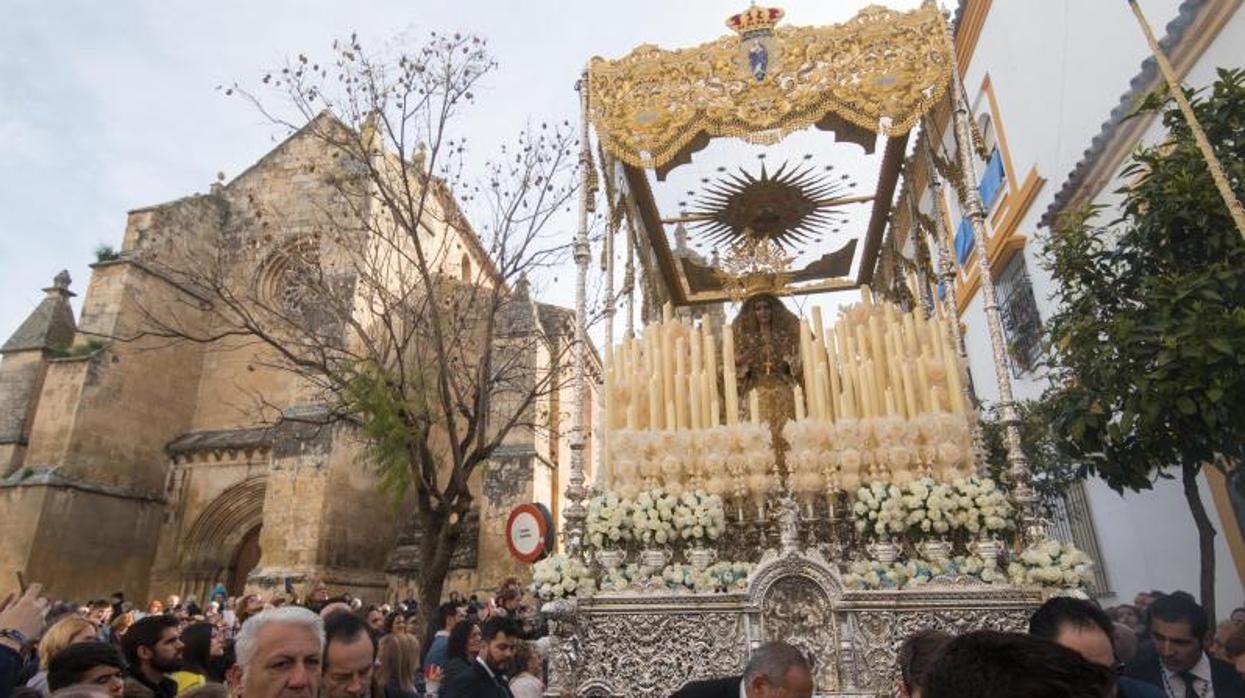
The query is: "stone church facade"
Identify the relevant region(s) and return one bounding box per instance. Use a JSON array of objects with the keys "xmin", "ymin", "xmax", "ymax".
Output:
[{"xmin": 0, "ymin": 117, "xmax": 597, "ymax": 603}]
